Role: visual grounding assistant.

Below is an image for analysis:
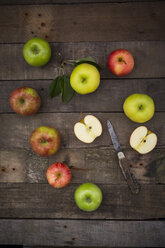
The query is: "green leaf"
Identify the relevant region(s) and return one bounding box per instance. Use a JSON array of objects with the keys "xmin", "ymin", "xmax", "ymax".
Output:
[
  {"xmin": 49, "ymin": 76, "xmax": 62, "ymax": 98},
  {"xmin": 61, "ymin": 75, "xmax": 75, "ymax": 103},
  {"xmin": 75, "ymin": 56, "xmax": 102, "ymax": 72}
]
